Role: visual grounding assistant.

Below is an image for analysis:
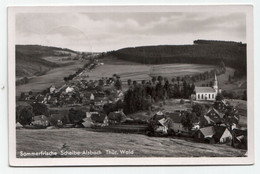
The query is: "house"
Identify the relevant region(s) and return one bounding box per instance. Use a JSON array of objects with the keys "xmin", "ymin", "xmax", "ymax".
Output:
[
  {"xmin": 48, "ymin": 97, "xmax": 58, "ymax": 105},
  {"xmin": 200, "ymin": 115, "xmax": 216, "ymax": 128},
  {"xmin": 90, "ymin": 112, "xmax": 108, "ymax": 127},
  {"xmin": 194, "ymin": 73, "xmax": 220, "ymax": 101},
  {"xmin": 108, "ymin": 111, "xmax": 127, "ymax": 124},
  {"xmin": 205, "ymin": 107, "xmax": 224, "ymax": 124},
  {"xmin": 195, "ymin": 126, "xmax": 232, "ymax": 144},
  {"xmin": 90, "ymin": 93, "xmax": 95, "ymax": 100},
  {"xmin": 154, "ymin": 118, "xmax": 169, "ymax": 134},
  {"xmin": 195, "ymin": 126, "xmax": 216, "ymax": 144},
  {"xmin": 35, "ymin": 94, "xmax": 45, "ymax": 103},
  {"xmin": 165, "ymin": 112, "xmax": 188, "ymax": 134},
  {"xmin": 49, "ymin": 85, "xmax": 56, "ymax": 94},
  {"xmin": 223, "ymin": 113, "xmax": 239, "ymax": 129},
  {"xmin": 81, "ymin": 117, "xmax": 93, "ymax": 128},
  {"xmin": 65, "ymin": 86, "xmax": 74, "ymax": 93},
  {"xmin": 49, "ymin": 114, "xmax": 66, "ymax": 127},
  {"xmin": 16, "ymin": 122, "xmax": 23, "ymax": 129},
  {"xmin": 214, "ymin": 100, "xmax": 229, "ymax": 112},
  {"xmin": 213, "ymin": 126, "xmax": 232, "ymax": 144},
  {"xmin": 232, "ymin": 129, "xmax": 247, "ymax": 149},
  {"xmin": 31, "ymin": 115, "xmax": 49, "ymax": 127}
]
